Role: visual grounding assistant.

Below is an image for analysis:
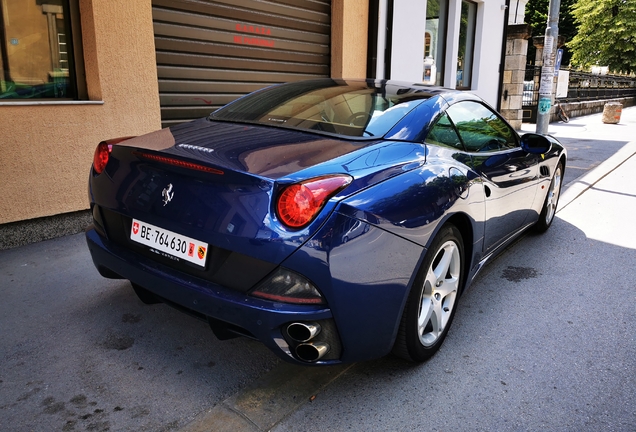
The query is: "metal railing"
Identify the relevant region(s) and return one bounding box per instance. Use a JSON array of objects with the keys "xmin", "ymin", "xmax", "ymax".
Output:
[
  {"xmin": 563, "ymin": 70, "xmax": 636, "ymax": 102},
  {"xmin": 523, "ymin": 66, "xmax": 636, "ymax": 106}
]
